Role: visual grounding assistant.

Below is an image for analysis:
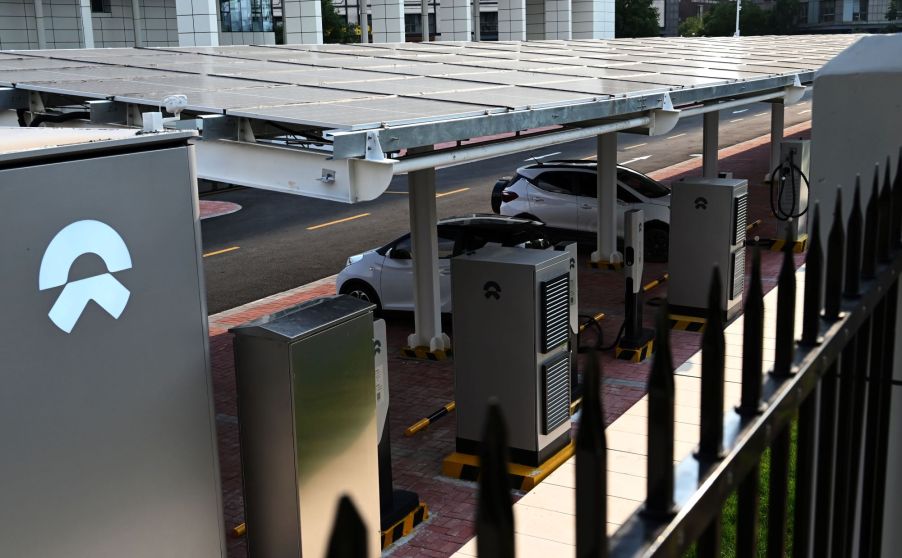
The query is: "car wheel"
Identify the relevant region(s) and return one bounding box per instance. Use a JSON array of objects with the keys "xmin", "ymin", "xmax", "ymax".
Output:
[
  {"xmin": 645, "ymin": 224, "xmax": 669, "ymax": 263},
  {"xmin": 339, "ymin": 281, "xmax": 382, "ymax": 312}
]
